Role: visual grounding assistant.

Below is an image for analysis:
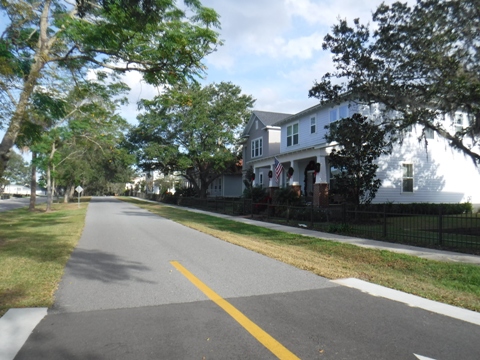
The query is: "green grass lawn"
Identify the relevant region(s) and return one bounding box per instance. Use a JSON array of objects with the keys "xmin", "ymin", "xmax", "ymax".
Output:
[{"xmin": 0, "ymin": 201, "xmax": 88, "ymax": 317}]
